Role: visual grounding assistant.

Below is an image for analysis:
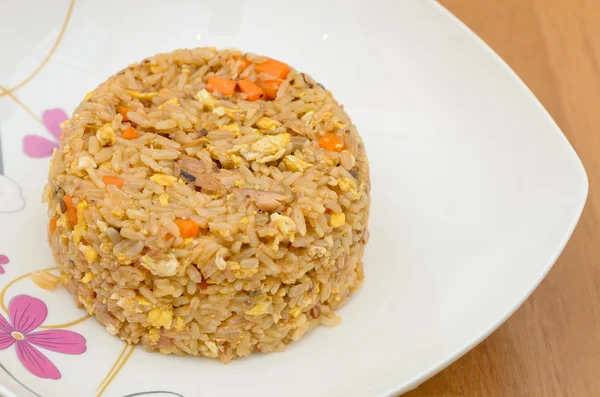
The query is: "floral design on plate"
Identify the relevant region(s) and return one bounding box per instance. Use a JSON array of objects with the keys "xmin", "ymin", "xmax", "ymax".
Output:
[
  {"xmin": 0, "ymin": 255, "xmax": 8, "ymax": 274},
  {"xmin": 0, "ymin": 294, "xmax": 87, "ymax": 379},
  {"xmin": 23, "ymin": 108, "xmax": 67, "ymax": 158}
]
